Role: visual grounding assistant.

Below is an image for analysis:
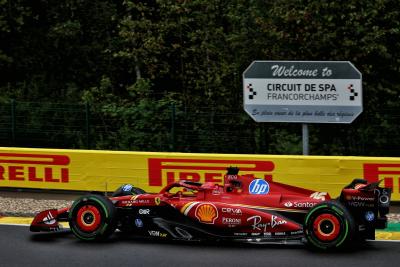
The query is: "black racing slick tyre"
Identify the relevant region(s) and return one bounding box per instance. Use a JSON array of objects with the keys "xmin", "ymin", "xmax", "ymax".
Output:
[
  {"xmin": 69, "ymin": 194, "xmax": 116, "ymax": 241},
  {"xmin": 304, "ymin": 201, "xmax": 355, "ymax": 250}
]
